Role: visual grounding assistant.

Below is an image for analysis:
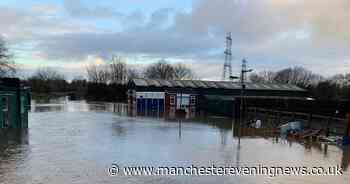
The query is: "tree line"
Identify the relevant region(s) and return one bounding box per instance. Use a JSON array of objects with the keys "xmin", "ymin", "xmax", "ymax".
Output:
[
  {"xmin": 85, "ymin": 57, "xmax": 194, "ymax": 83},
  {"xmin": 24, "ymin": 63, "xmax": 350, "ymax": 102},
  {"xmin": 249, "ymin": 67, "xmax": 350, "ymax": 100},
  {"xmin": 22, "ymin": 59, "xmax": 195, "ymax": 102}
]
